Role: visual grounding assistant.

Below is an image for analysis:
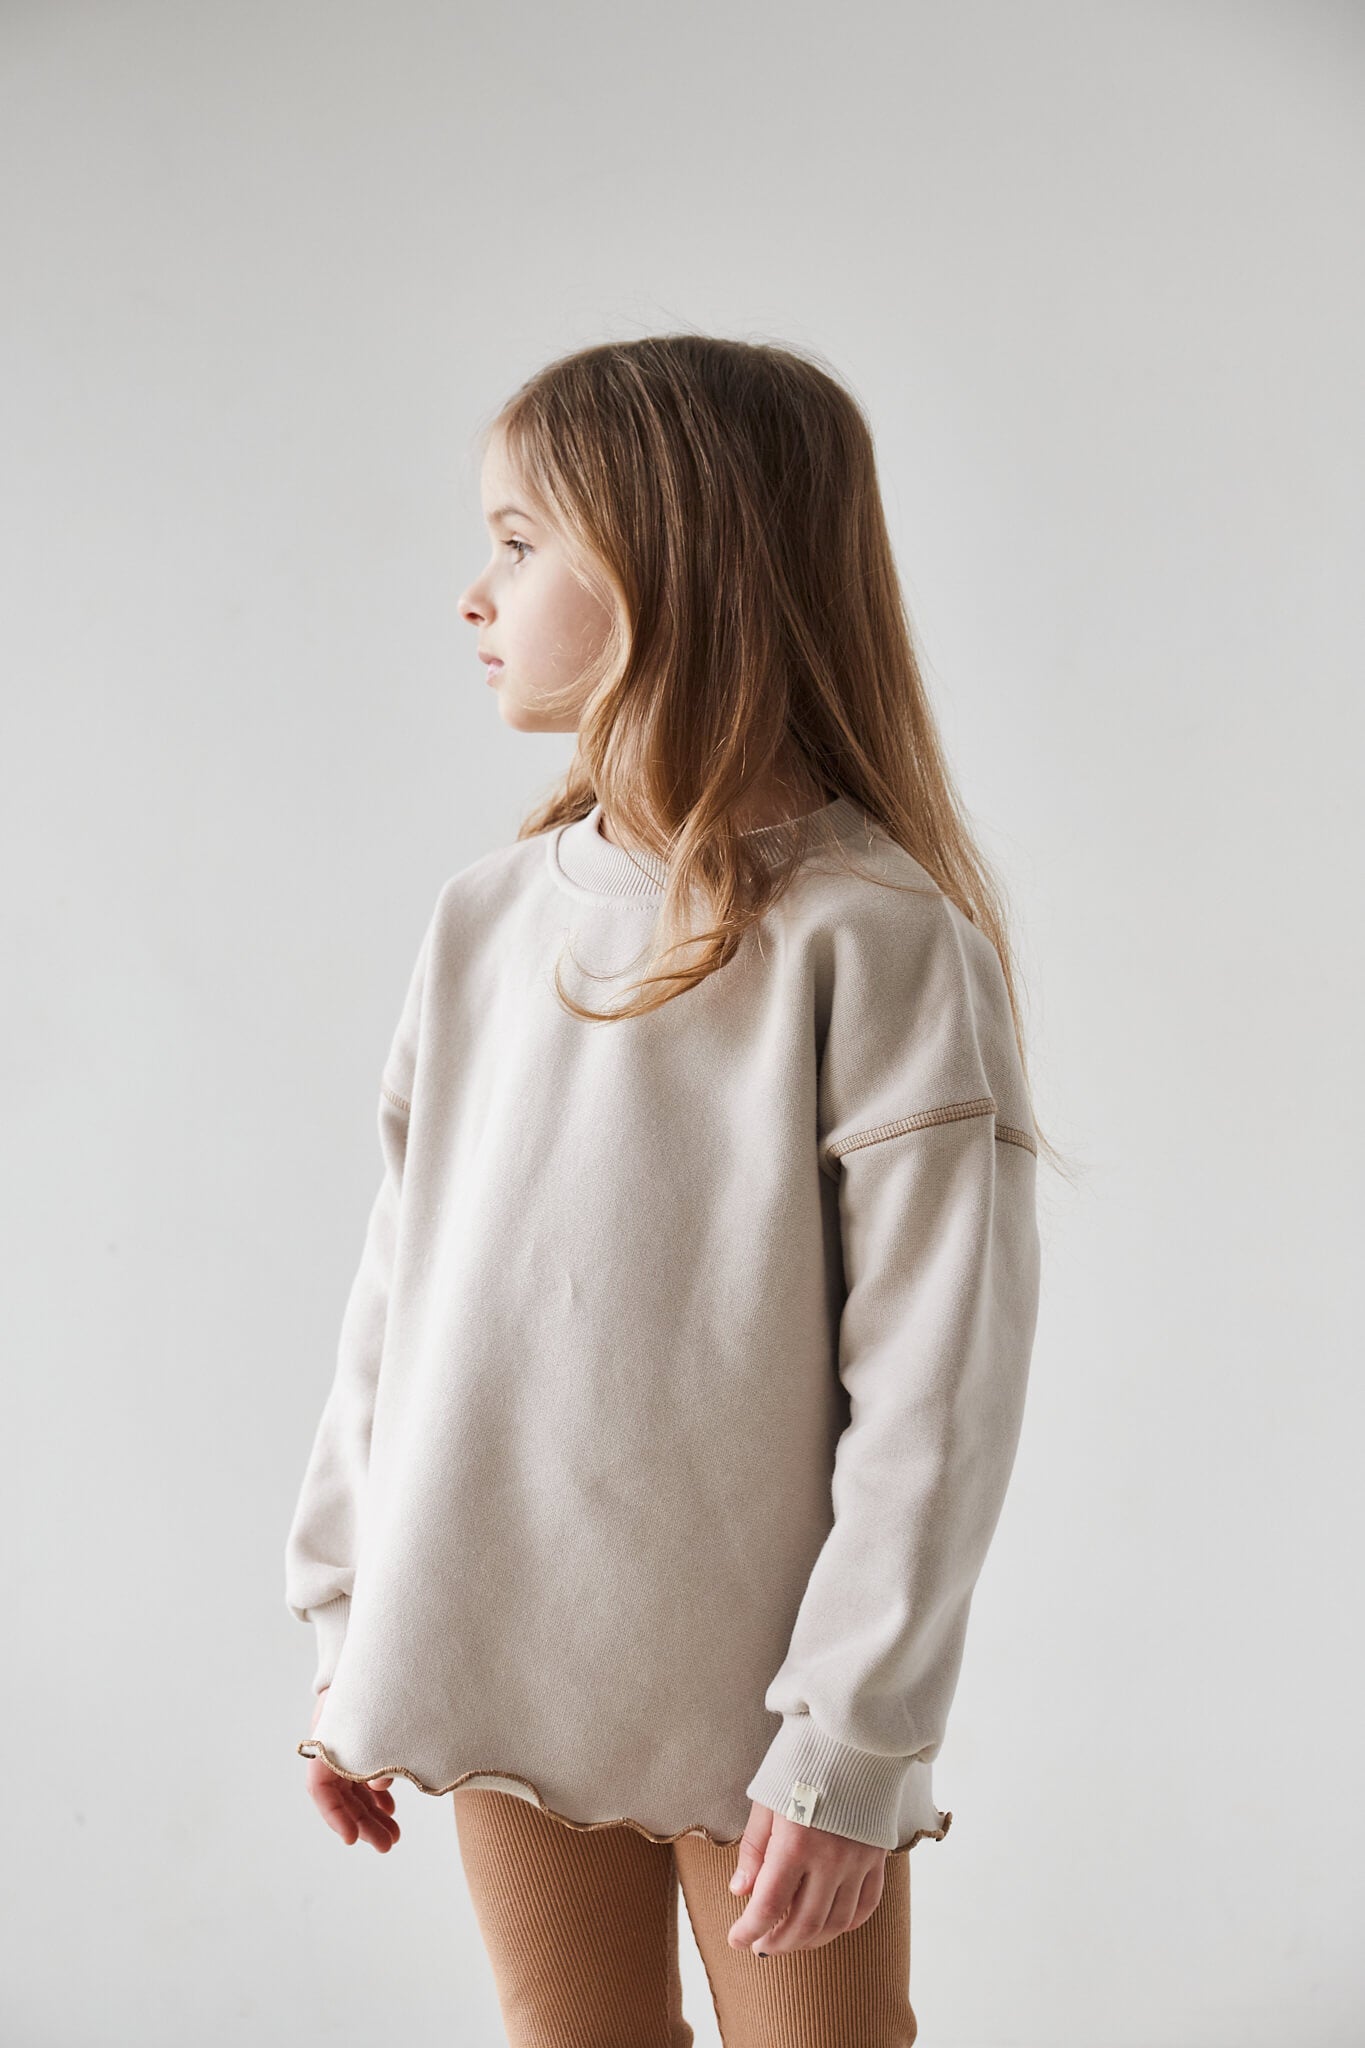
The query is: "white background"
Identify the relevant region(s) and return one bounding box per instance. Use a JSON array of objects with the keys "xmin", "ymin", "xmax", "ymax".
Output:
[{"xmin": 3, "ymin": 3, "xmax": 1361, "ymax": 2043}]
